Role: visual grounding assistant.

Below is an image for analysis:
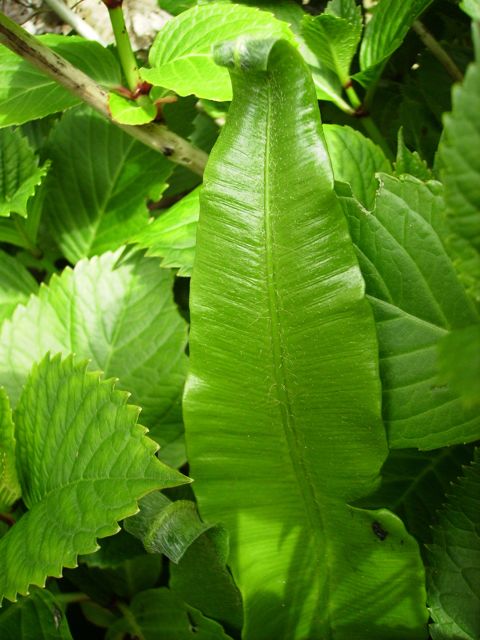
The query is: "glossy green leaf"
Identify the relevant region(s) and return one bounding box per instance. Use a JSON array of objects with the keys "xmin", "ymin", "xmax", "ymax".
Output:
[
  {"xmin": 0, "ymin": 36, "xmax": 121, "ymax": 128},
  {"xmin": 43, "ymin": 109, "xmax": 172, "ymax": 262},
  {"xmin": 0, "ymin": 587, "xmax": 72, "ymax": 639},
  {"xmin": 437, "ymin": 35, "xmax": 480, "ymax": 250},
  {"xmin": 184, "ymin": 37, "xmax": 427, "ymax": 639},
  {"xmin": 358, "ymin": 0, "xmax": 433, "ymax": 86},
  {"xmin": 131, "ymin": 188, "xmax": 200, "ymax": 276},
  {"xmin": 0, "ymin": 128, "xmax": 48, "ymax": 218},
  {"xmin": 341, "ymin": 175, "xmax": 480, "ymax": 449},
  {"xmin": 142, "ymin": 3, "xmax": 295, "ymax": 101},
  {"xmin": 0, "ymin": 354, "xmax": 186, "ymax": 602},
  {"xmin": 359, "ymin": 446, "xmax": 474, "ymax": 544},
  {"xmin": 427, "ymin": 456, "xmax": 480, "ymax": 640},
  {"xmin": 460, "ymin": 0, "xmax": 480, "ymax": 20},
  {"xmin": 106, "ymin": 588, "xmax": 232, "ymax": 640},
  {"xmin": 108, "ymin": 92, "xmax": 157, "ymax": 125},
  {"xmin": 395, "ymin": 128, "xmax": 433, "ymax": 181},
  {"xmin": 0, "ymin": 250, "xmax": 37, "ymax": 325},
  {"xmin": 437, "ymin": 325, "xmax": 480, "ymax": 409},
  {"xmin": 0, "ymin": 251, "xmax": 188, "ymax": 453},
  {"xmin": 0, "ymin": 388, "xmax": 21, "ymax": 513},
  {"xmin": 324, "ymin": 124, "xmax": 391, "ymax": 209},
  {"xmin": 301, "ymin": 0, "xmax": 362, "ymax": 85}
]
